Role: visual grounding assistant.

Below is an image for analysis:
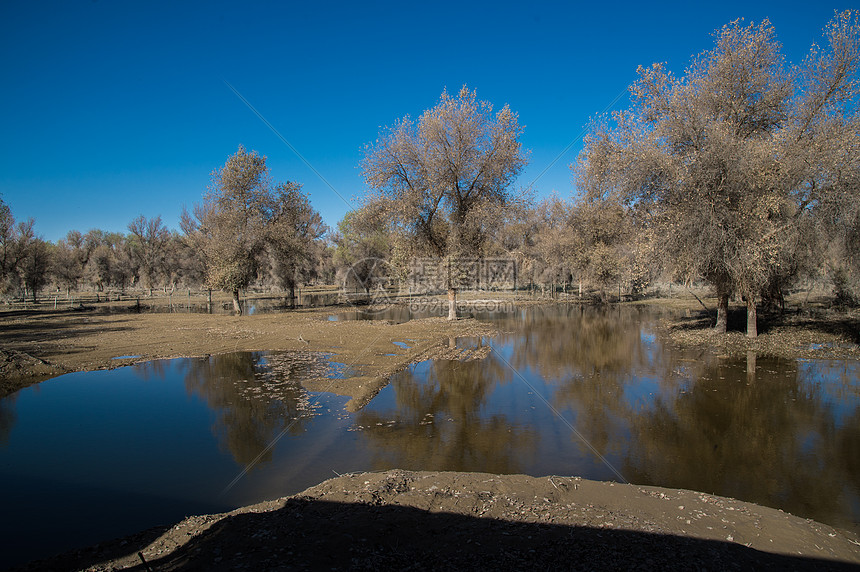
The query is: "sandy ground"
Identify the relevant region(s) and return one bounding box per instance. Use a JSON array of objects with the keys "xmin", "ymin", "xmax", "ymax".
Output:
[{"xmin": 14, "ymin": 470, "xmax": 860, "ymax": 571}]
